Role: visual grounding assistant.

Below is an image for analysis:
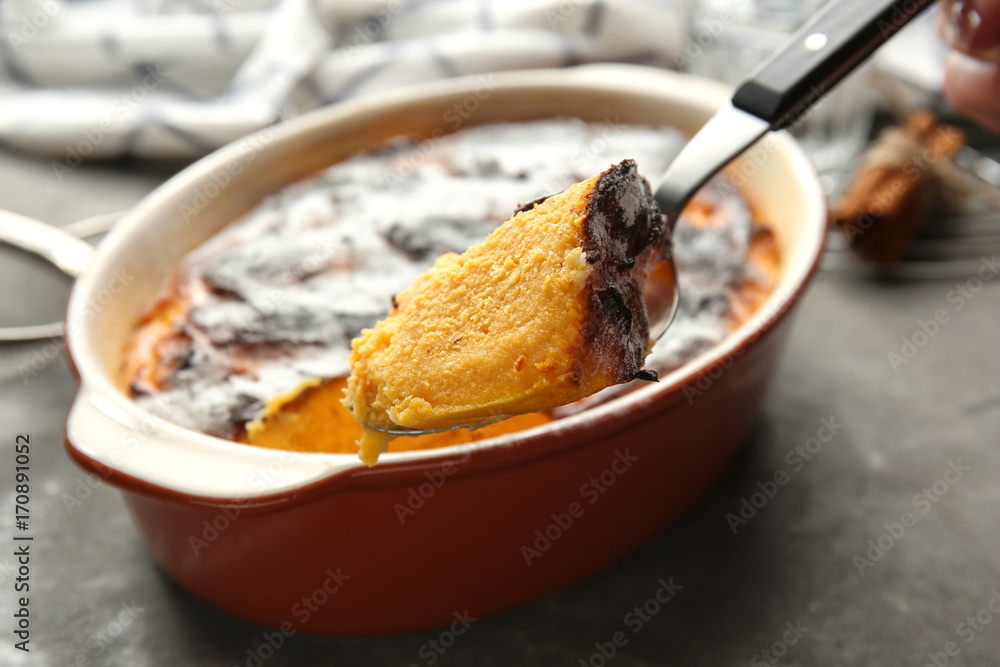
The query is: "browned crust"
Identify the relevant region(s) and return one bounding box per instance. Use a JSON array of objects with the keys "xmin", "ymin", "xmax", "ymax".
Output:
[{"xmin": 579, "ymin": 160, "xmax": 665, "ymax": 384}]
